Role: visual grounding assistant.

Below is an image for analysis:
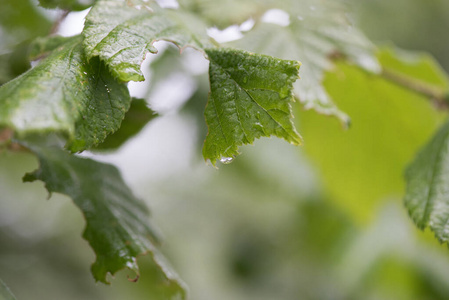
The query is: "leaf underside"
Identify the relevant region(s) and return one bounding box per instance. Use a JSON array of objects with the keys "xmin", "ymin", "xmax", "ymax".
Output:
[
  {"xmin": 178, "ymin": 0, "xmax": 271, "ymax": 29},
  {"xmin": 0, "ymin": 35, "xmax": 131, "ymax": 152},
  {"xmin": 22, "ymin": 143, "xmax": 186, "ymax": 297},
  {"xmin": 231, "ymin": 3, "xmax": 379, "ymax": 126},
  {"xmin": 203, "ymin": 48, "xmax": 301, "ymax": 165}
]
